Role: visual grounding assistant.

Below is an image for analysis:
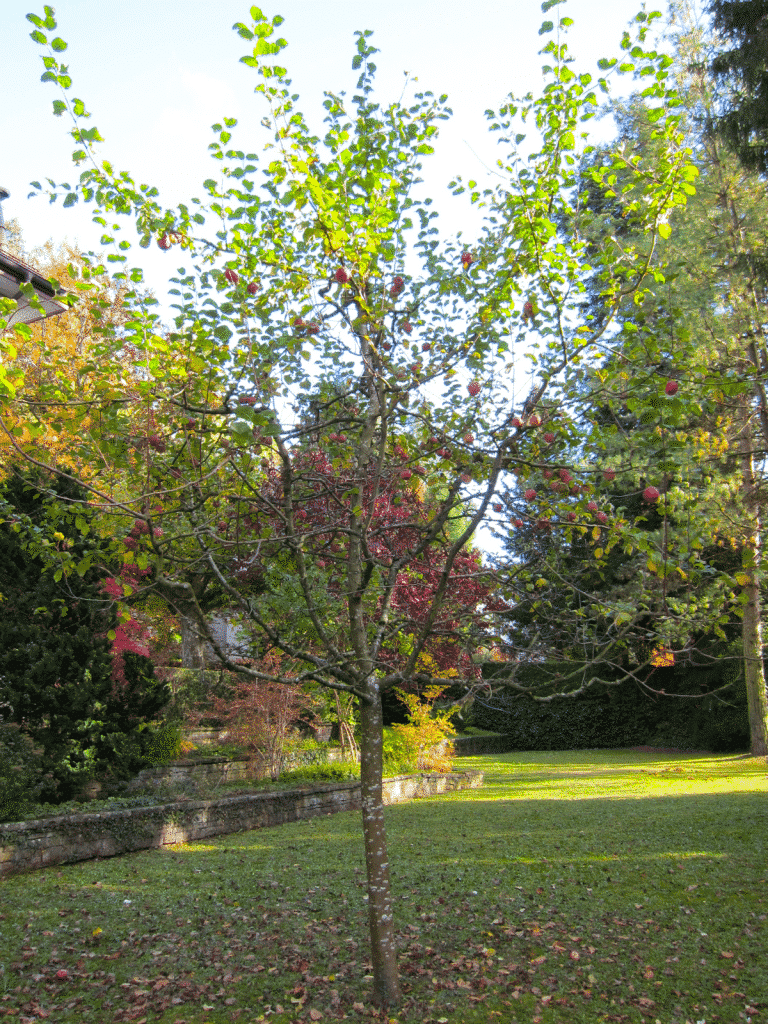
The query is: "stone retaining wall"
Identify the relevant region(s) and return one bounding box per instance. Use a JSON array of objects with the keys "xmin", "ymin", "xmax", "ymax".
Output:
[
  {"xmin": 0, "ymin": 770, "xmax": 482, "ymax": 879},
  {"xmin": 133, "ymin": 748, "xmax": 347, "ymax": 789}
]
